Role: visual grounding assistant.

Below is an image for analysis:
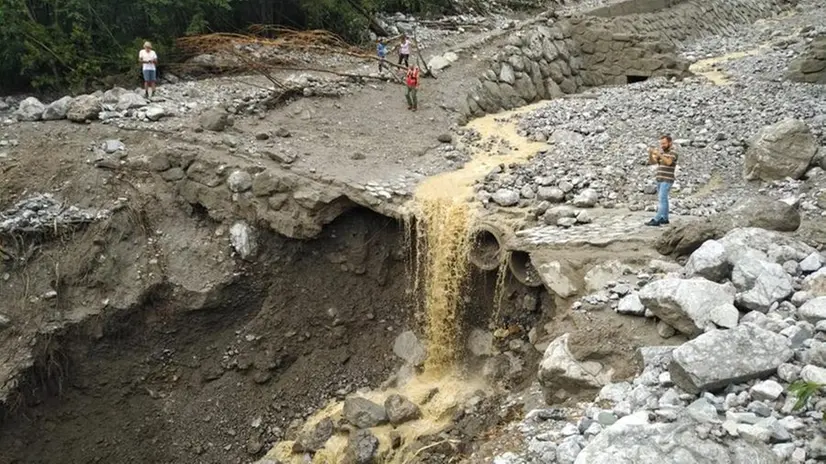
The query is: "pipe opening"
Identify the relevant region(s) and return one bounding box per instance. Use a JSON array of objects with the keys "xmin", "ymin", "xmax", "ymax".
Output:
[
  {"xmin": 469, "ymin": 226, "xmax": 503, "ymax": 271},
  {"xmin": 626, "ymin": 74, "xmax": 649, "ymax": 84},
  {"xmin": 508, "ymin": 250, "xmax": 543, "ymax": 287}
]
